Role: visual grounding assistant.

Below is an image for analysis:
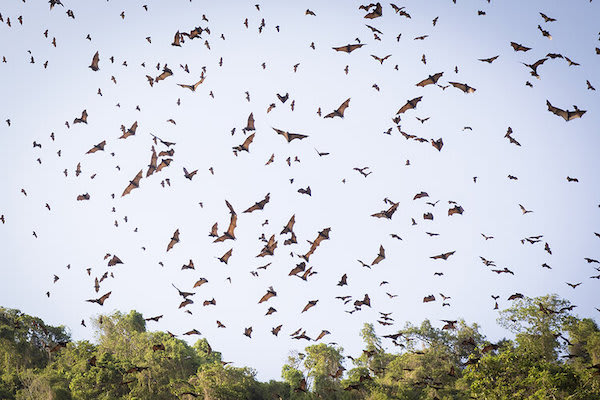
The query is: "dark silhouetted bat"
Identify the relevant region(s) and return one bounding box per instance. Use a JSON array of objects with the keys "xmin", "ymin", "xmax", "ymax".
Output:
[
  {"xmin": 423, "ymin": 294, "xmax": 435, "ymax": 302},
  {"xmin": 519, "ymin": 204, "xmax": 533, "ymax": 214},
  {"xmin": 537, "ymin": 25, "xmax": 552, "ymax": 40},
  {"xmin": 430, "ymin": 251, "xmax": 455, "ymax": 260},
  {"xmin": 332, "ymin": 43, "xmax": 366, "ymax": 53},
  {"xmin": 244, "ymin": 193, "xmax": 270, "ymax": 213},
  {"xmin": 479, "ymin": 55, "xmax": 499, "ymax": 63},
  {"xmin": 167, "ymin": 229, "xmax": 179, "ymax": 252},
  {"xmin": 371, "ymin": 201, "xmax": 399, "ymax": 219},
  {"xmin": 414, "ymin": 191, "xmax": 429, "ymax": 200},
  {"xmin": 337, "ymin": 274, "xmax": 348, "ymax": 286},
  {"xmin": 508, "ymin": 293, "xmax": 523, "ymax": 300},
  {"xmin": 298, "ymin": 186, "xmax": 311, "ymax": 196},
  {"xmin": 371, "ymin": 54, "xmax": 391, "ymax": 64},
  {"xmin": 522, "ymin": 58, "xmax": 547, "ymax": 79},
  {"xmin": 89, "ymin": 51, "xmax": 99, "ymax": 71},
  {"xmin": 363, "ymin": 2, "xmax": 382, "ymax": 18},
  {"xmin": 120, "ymin": 121, "xmax": 137, "ymax": 139},
  {"xmin": 244, "ymin": 327, "xmax": 252, "ymax": 337},
  {"xmin": 74, "ymin": 109, "xmax": 88, "ymax": 124},
  {"xmin": 449, "ymin": 81, "xmax": 476, "ymax": 93},
  {"xmin": 431, "ymin": 138, "xmax": 443, "ymax": 151},
  {"xmin": 423, "ymin": 212, "xmax": 433, "ymax": 220},
  {"xmin": 122, "ymin": 170, "xmax": 143, "ymax": 197},
  {"xmin": 218, "ymin": 249, "xmax": 233, "ymax": 264},
  {"xmin": 397, "ymin": 97, "xmax": 422, "ymax": 114},
  {"xmin": 184, "ymin": 329, "xmax": 201, "ymax": 335},
  {"xmin": 155, "ymin": 158, "xmax": 172, "ymax": 173},
  {"xmin": 546, "ymin": 100, "xmax": 586, "ymax": 121},
  {"xmin": 539, "ymin": 12, "xmax": 556, "ymax": 22},
  {"xmin": 324, "ymin": 98, "xmax": 350, "ymax": 118},
  {"xmin": 273, "ymin": 128, "xmax": 309, "ymax": 142},
  {"xmin": 371, "ymin": 245, "xmax": 385, "ymax": 265},
  {"xmin": 86, "ymin": 291, "xmax": 111, "ymax": 305},
  {"xmin": 145, "ymin": 315, "xmax": 163, "ymax": 322},
  {"xmin": 108, "ymin": 255, "xmax": 122, "ymax": 266},
  {"xmin": 232, "ymin": 133, "xmax": 255, "ymax": 153},
  {"xmin": 178, "ymin": 76, "xmax": 205, "ymax": 91},
  {"xmin": 416, "ymin": 72, "xmax": 443, "ymax": 87},
  {"xmin": 259, "ymin": 286, "xmax": 277, "ymax": 303},
  {"xmin": 146, "ymin": 146, "xmax": 157, "ymax": 177},
  {"xmin": 301, "ymin": 227, "xmax": 331, "ymax": 261},
  {"xmin": 86, "ymin": 140, "xmax": 105, "ymax": 154},
  {"xmin": 510, "ymin": 42, "xmax": 531, "ymax": 52}
]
